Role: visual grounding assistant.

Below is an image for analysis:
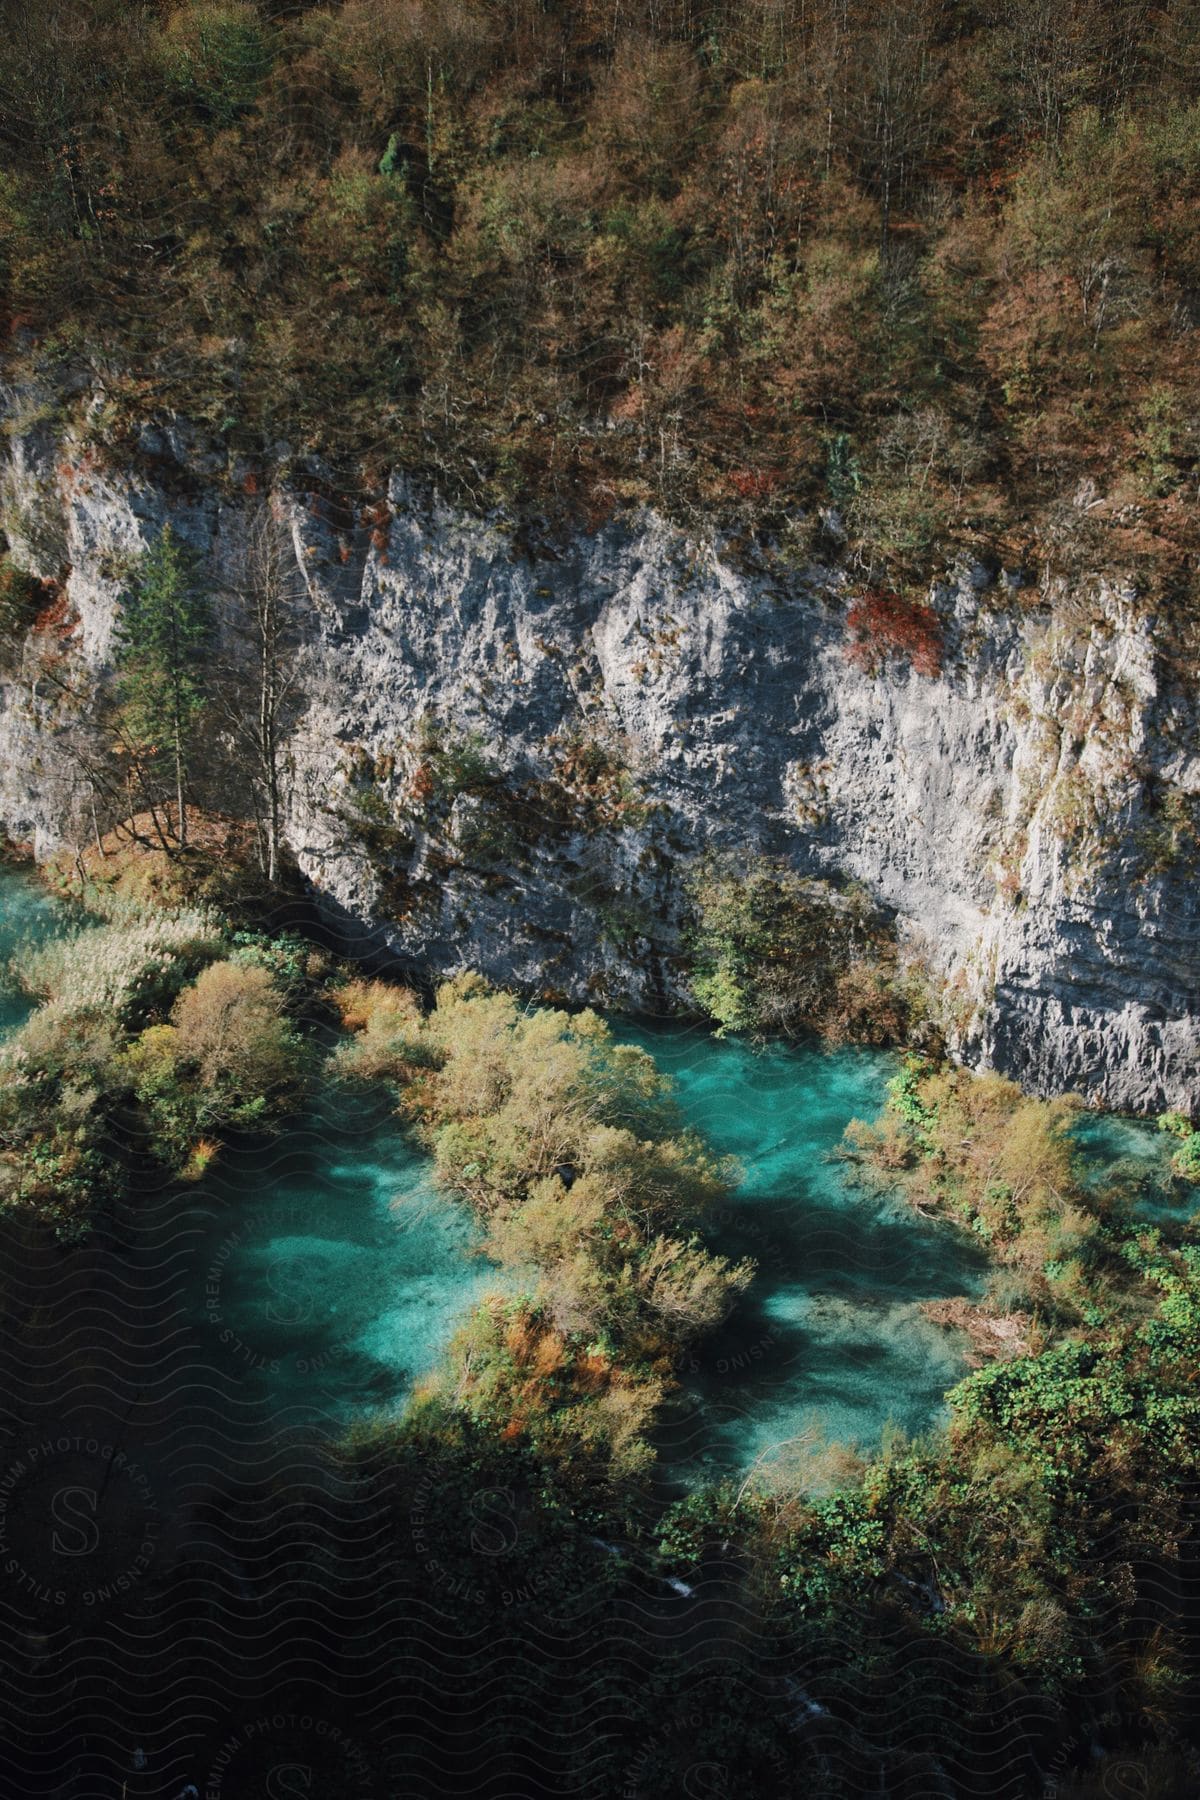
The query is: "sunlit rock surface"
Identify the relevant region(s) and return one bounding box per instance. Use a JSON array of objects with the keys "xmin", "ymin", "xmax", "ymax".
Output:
[{"xmin": 1, "ymin": 399, "xmax": 1196, "ymax": 1112}]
